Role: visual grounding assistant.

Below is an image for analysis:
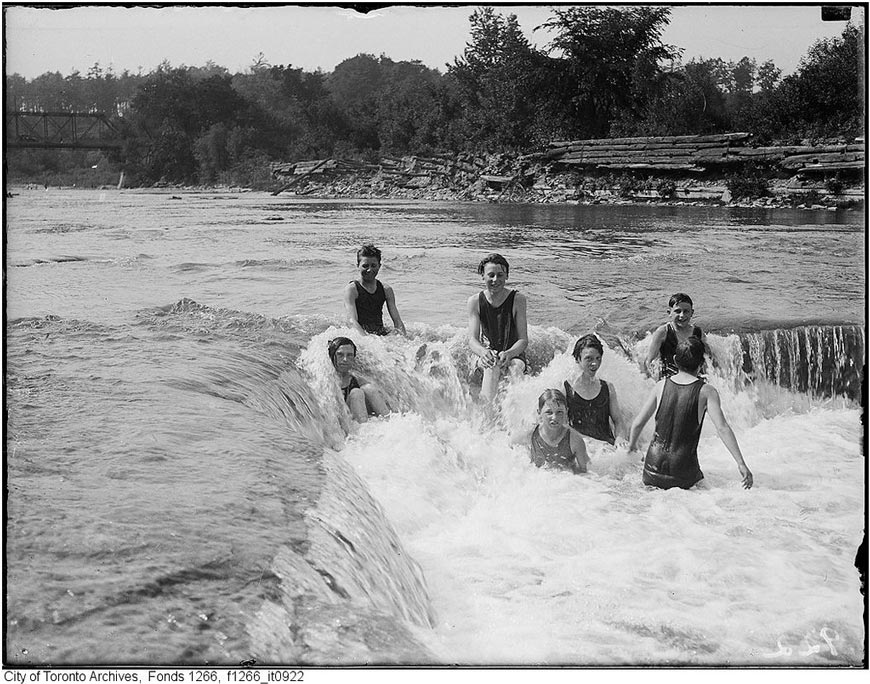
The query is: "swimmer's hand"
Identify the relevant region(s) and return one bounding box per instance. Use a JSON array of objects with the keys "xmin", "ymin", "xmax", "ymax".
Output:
[
  {"xmin": 480, "ymin": 349, "xmax": 498, "ymax": 369},
  {"xmin": 739, "ymin": 464, "xmax": 753, "ymax": 489}
]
